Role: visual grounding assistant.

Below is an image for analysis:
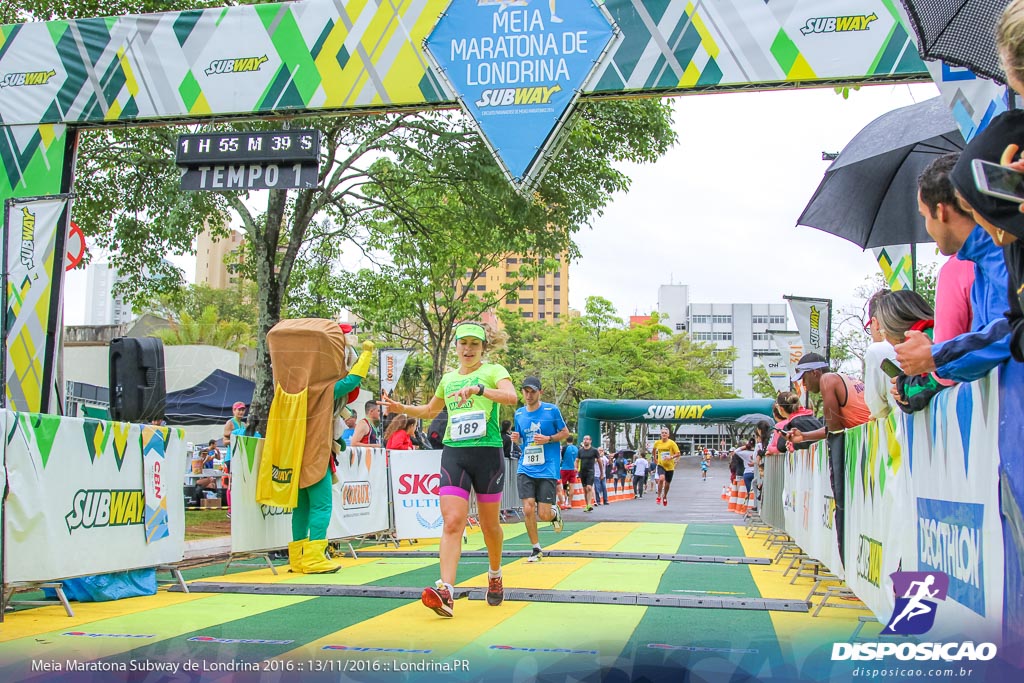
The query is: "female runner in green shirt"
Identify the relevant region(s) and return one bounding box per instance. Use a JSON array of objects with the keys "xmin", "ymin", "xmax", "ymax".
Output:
[{"xmin": 379, "ymin": 322, "xmax": 516, "ymax": 618}]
